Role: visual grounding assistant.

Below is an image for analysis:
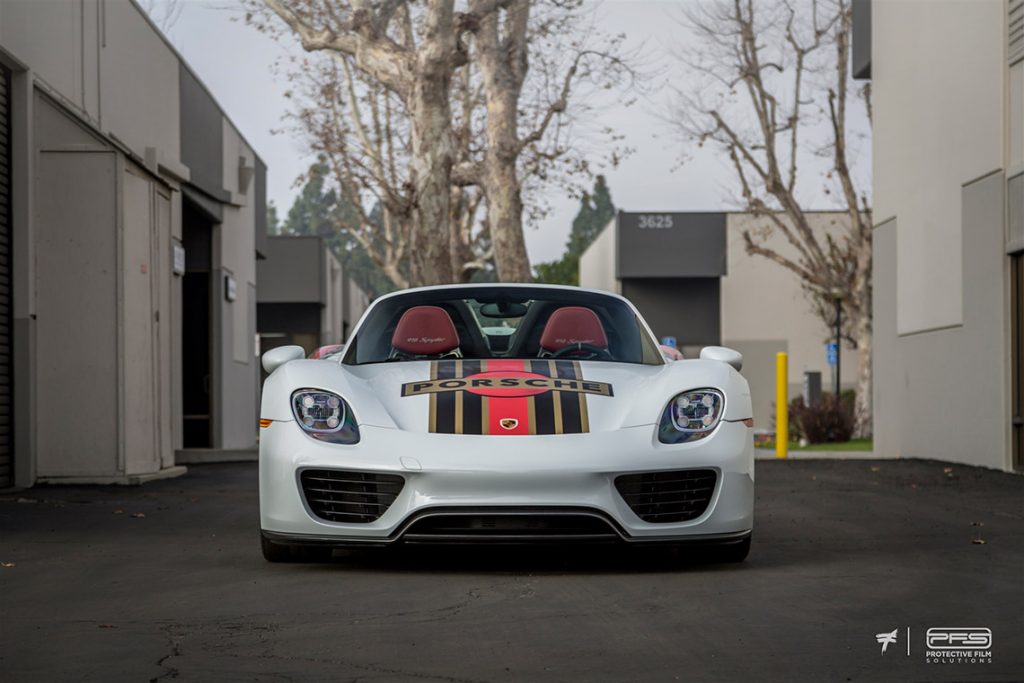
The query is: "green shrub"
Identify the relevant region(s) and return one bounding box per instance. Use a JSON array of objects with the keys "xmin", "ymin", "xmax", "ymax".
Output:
[{"xmin": 789, "ymin": 393, "xmax": 855, "ymax": 444}]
